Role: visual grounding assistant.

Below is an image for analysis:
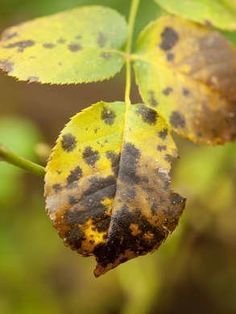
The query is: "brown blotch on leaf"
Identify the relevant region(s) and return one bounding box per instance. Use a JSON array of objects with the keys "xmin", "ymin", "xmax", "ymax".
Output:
[
  {"xmin": 97, "ymin": 32, "xmax": 107, "ymax": 48},
  {"xmin": 67, "ymin": 166, "xmax": 83, "ymax": 185},
  {"xmin": 136, "ymin": 104, "xmax": 157, "ymax": 125},
  {"xmin": 4, "ymin": 40, "xmax": 35, "ymax": 52},
  {"xmin": 68, "ymin": 43, "xmax": 82, "ymax": 52},
  {"xmin": 101, "ymin": 107, "xmax": 116, "ymax": 125},
  {"xmin": 160, "ymin": 27, "xmax": 179, "ymax": 51},
  {"xmin": 43, "ymin": 43, "xmax": 55, "ymax": 49},
  {"xmin": 82, "ymin": 146, "xmax": 100, "ymax": 166},
  {"xmin": 163, "ymin": 87, "xmax": 173, "ymax": 96},
  {"xmin": 61, "ymin": 133, "xmax": 77, "ymax": 152},
  {"xmin": 0, "ymin": 60, "xmax": 14, "ymax": 72},
  {"xmin": 169, "ymin": 111, "xmax": 186, "ymax": 128}
]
